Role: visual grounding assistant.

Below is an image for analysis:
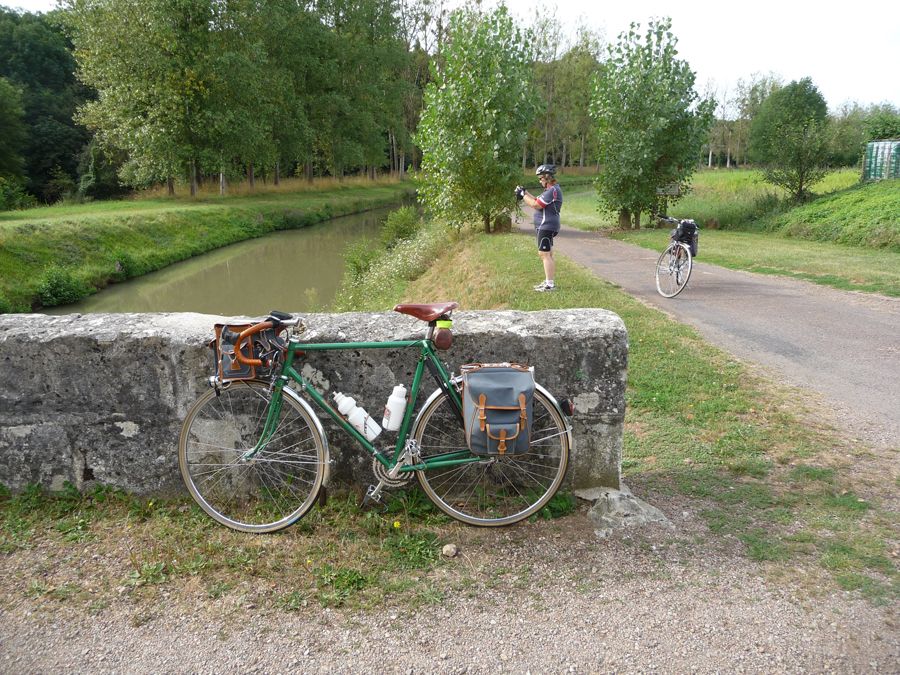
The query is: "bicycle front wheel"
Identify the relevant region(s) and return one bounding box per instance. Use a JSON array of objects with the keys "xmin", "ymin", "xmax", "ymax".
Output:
[
  {"xmin": 178, "ymin": 380, "xmax": 327, "ymax": 533},
  {"xmin": 412, "ymin": 385, "xmax": 570, "ymax": 526},
  {"xmin": 656, "ymin": 242, "xmax": 693, "ymax": 298}
]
